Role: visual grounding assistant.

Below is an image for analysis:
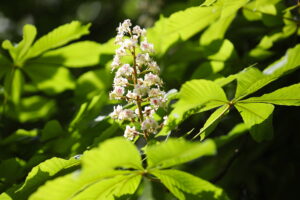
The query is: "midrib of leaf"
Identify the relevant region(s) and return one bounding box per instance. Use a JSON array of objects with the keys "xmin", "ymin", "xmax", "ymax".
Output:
[
  {"xmin": 193, "ymin": 104, "xmax": 230, "ymax": 140},
  {"xmin": 242, "ymin": 98, "xmax": 300, "ymax": 103}
]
